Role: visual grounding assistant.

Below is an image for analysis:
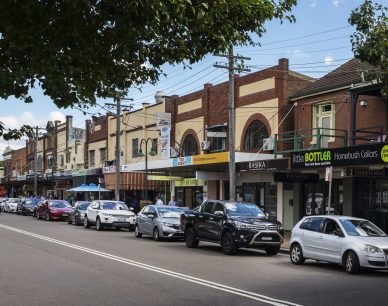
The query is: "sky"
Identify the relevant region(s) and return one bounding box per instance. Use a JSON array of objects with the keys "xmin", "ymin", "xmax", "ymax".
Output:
[{"xmin": 0, "ymin": 0, "xmax": 381, "ymax": 158}]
